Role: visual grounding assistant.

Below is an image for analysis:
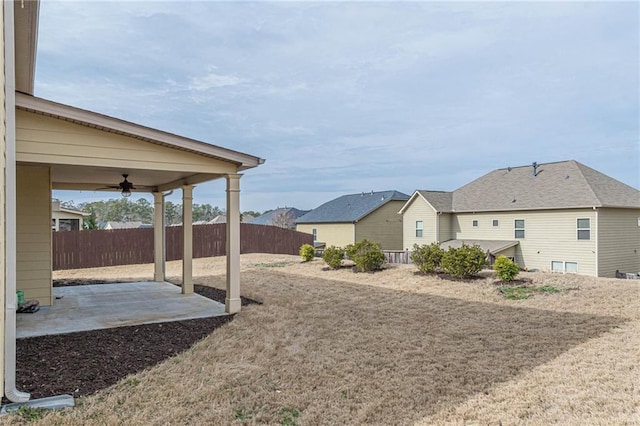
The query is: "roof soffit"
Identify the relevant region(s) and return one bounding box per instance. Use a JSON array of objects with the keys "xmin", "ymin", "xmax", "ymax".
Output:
[{"xmin": 14, "ymin": 0, "xmax": 39, "ymax": 95}]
